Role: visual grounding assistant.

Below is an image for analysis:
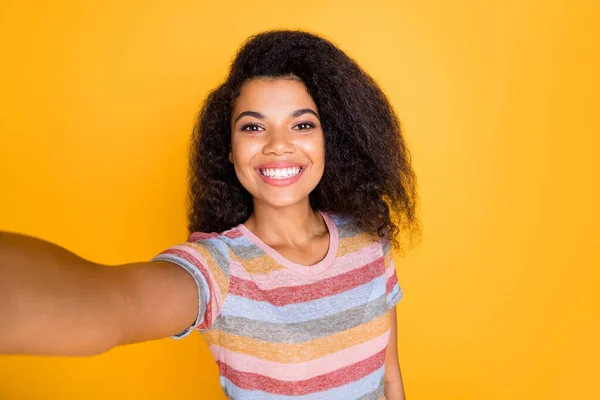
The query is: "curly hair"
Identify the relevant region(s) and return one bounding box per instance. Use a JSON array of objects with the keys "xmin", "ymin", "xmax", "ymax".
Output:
[{"xmin": 188, "ymin": 30, "xmax": 421, "ymax": 253}]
